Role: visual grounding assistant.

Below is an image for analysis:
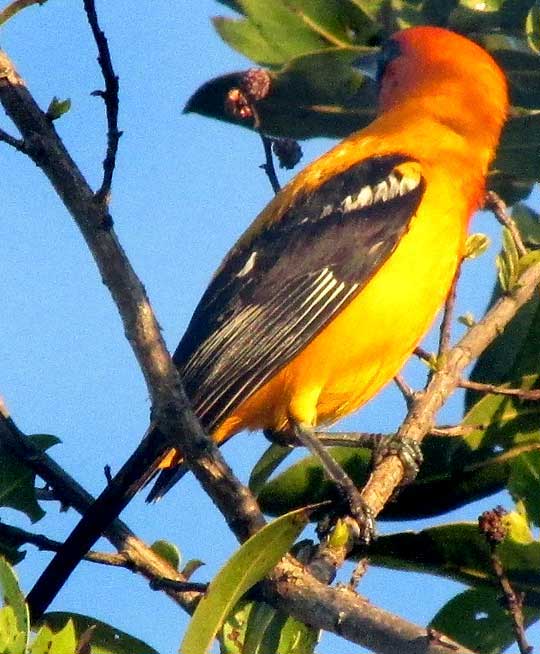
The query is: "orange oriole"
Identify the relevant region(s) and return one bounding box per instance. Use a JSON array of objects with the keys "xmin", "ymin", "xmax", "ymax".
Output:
[
  {"xmin": 27, "ymin": 25, "xmax": 508, "ymax": 618},
  {"xmin": 148, "ymin": 25, "xmax": 509, "ymax": 498}
]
